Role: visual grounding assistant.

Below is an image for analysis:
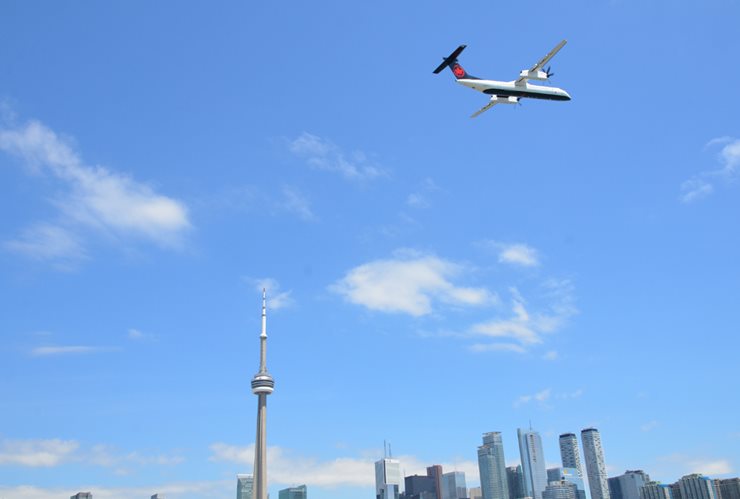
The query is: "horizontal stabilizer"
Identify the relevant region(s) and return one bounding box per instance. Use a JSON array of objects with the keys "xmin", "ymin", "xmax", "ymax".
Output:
[{"xmin": 433, "ymin": 45, "xmax": 467, "ymax": 74}]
